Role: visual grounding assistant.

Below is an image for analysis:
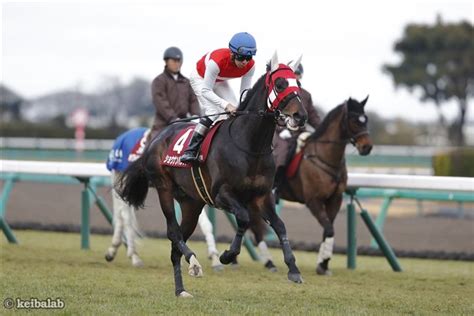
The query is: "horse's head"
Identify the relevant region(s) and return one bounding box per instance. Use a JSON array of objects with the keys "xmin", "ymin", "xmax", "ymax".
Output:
[
  {"xmin": 345, "ymin": 96, "xmax": 373, "ymax": 155},
  {"xmin": 266, "ymin": 52, "xmax": 307, "ymax": 130}
]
